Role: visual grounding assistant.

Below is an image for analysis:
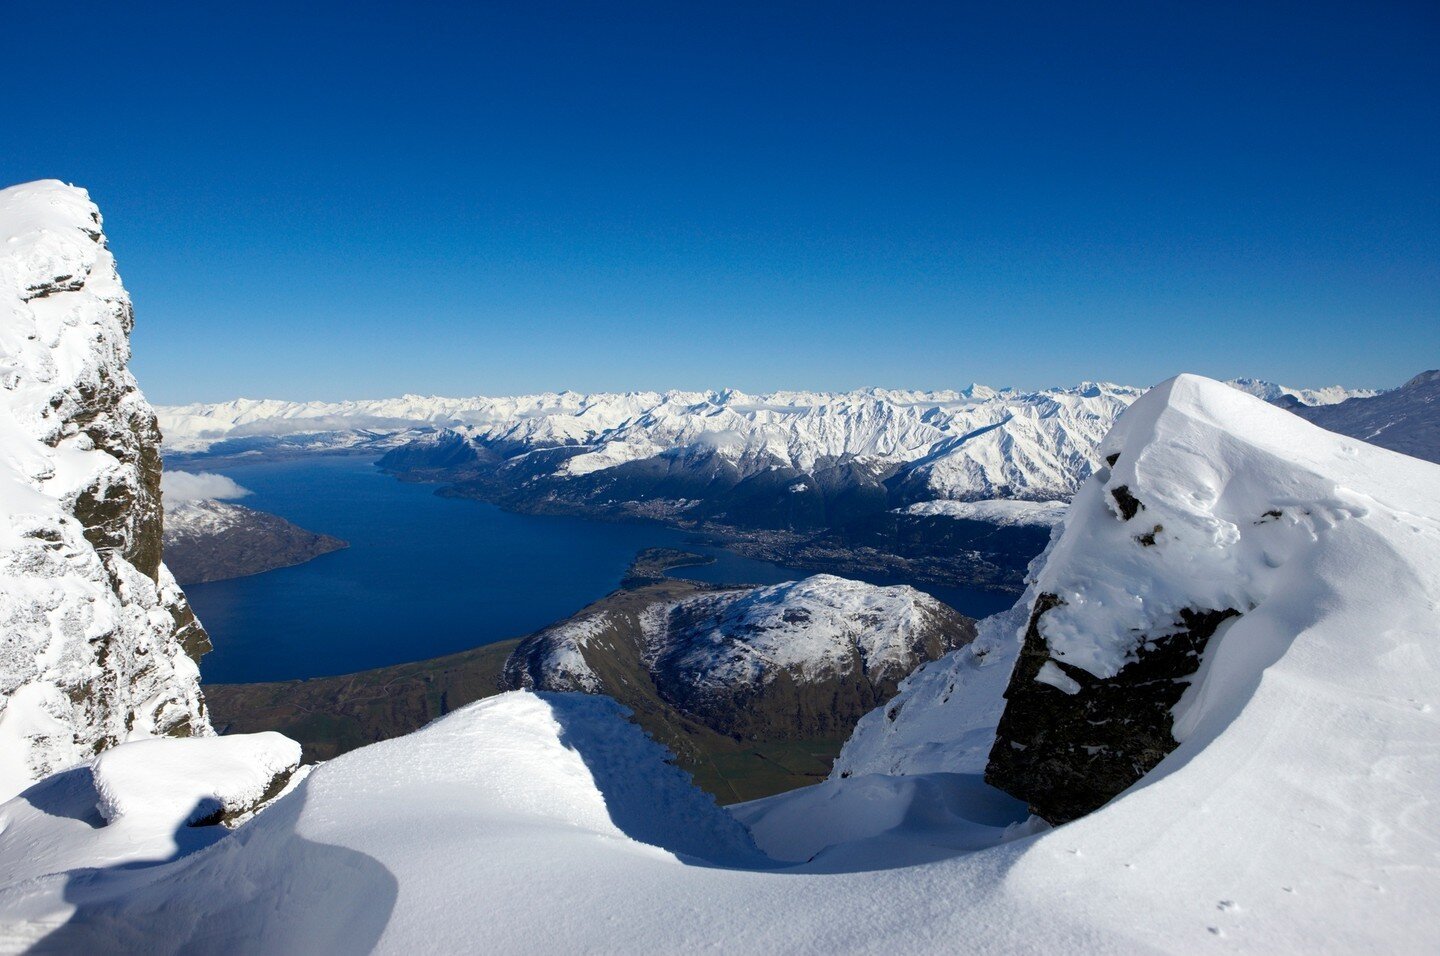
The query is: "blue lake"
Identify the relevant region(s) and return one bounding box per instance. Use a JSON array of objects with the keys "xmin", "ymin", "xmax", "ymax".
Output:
[{"xmin": 184, "ymin": 456, "xmax": 1014, "ymax": 684}]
